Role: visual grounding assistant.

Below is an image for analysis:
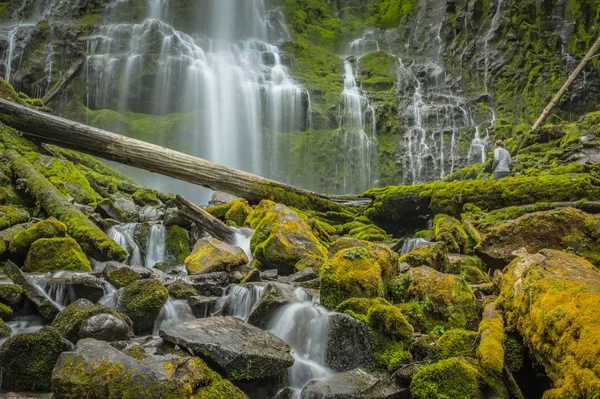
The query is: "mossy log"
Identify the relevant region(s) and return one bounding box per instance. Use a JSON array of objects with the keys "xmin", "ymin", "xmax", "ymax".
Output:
[
  {"xmin": 0, "ymin": 98, "xmax": 345, "ymax": 212},
  {"xmin": 175, "ymin": 195, "xmax": 234, "ymax": 242},
  {"xmin": 7, "ymin": 152, "xmax": 126, "ymax": 261}
]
